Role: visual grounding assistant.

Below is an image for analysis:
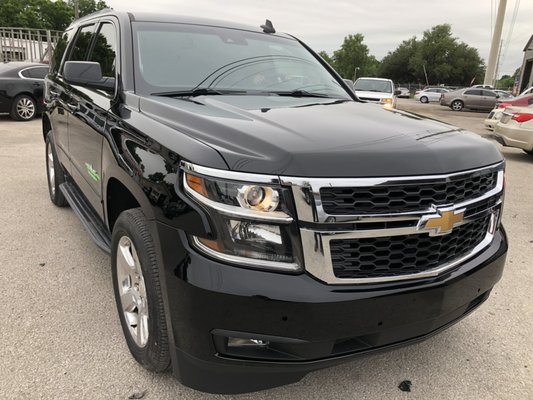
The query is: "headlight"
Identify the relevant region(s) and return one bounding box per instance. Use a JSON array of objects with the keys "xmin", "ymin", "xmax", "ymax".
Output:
[{"xmin": 180, "ymin": 162, "xmax": 302, "ymax": 272}]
